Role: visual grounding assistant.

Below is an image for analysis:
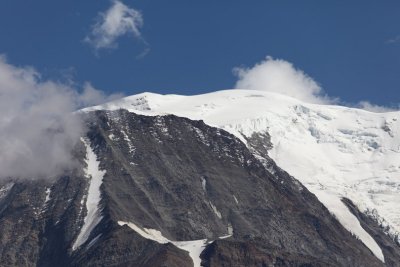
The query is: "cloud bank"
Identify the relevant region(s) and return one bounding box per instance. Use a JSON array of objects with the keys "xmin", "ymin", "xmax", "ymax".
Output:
[
  {"xmin": 233, "ymin": 56, "xmax": 333, "ymax": 104},
  {"xmin": 0, "ymin": 56, "xmax": 120, "ymax": 180},
  {"xmin": 85, "ymin": 0, "xmax": 144, "ymax": 50}
]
